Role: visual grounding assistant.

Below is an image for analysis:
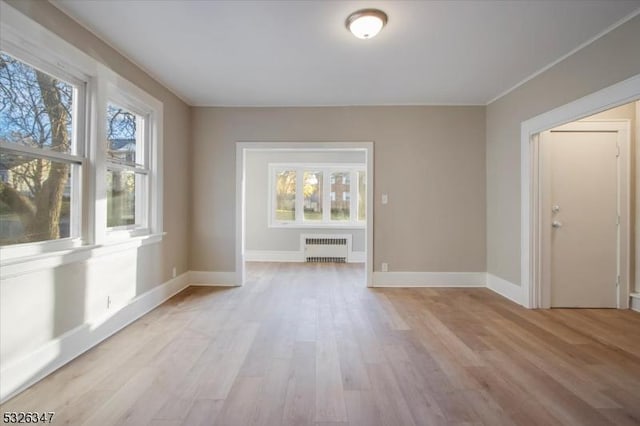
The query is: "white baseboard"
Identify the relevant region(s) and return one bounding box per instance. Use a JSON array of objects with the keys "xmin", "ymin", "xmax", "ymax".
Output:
[
  {"xmin": 244, "ymin": 250, "xmax": 304, "ymax": 262},
  {"xmin": 631, "ymin": 293, "xmax": 640, "ymax": 312},
  {"xmin": 188, "ymin": 271, "xmax": 238, "ymax": 286},
  {"xmin": 372, "ymin": 271, "xmax": 485, "ymax": 287},
  {"xmin": 487, "ymin": 273, "xmax": 526, "ymax": 306},
  {"xmin": 0, "ymin": 272, "xmax": 189, "ymax": 403}
]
